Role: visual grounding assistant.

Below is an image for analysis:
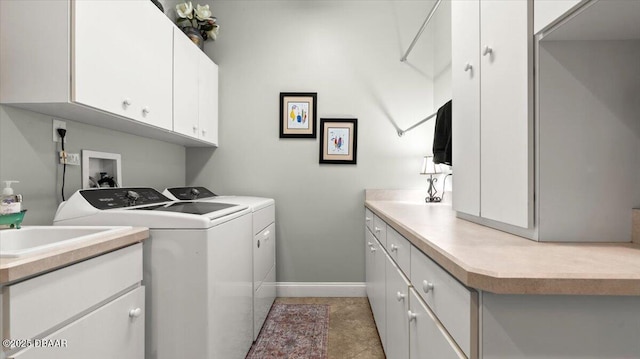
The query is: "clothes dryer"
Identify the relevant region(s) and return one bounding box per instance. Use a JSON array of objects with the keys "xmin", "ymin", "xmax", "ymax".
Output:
[{"xmin": 163, "ymin": 187, "xmax": 276, "ymax": 340}]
